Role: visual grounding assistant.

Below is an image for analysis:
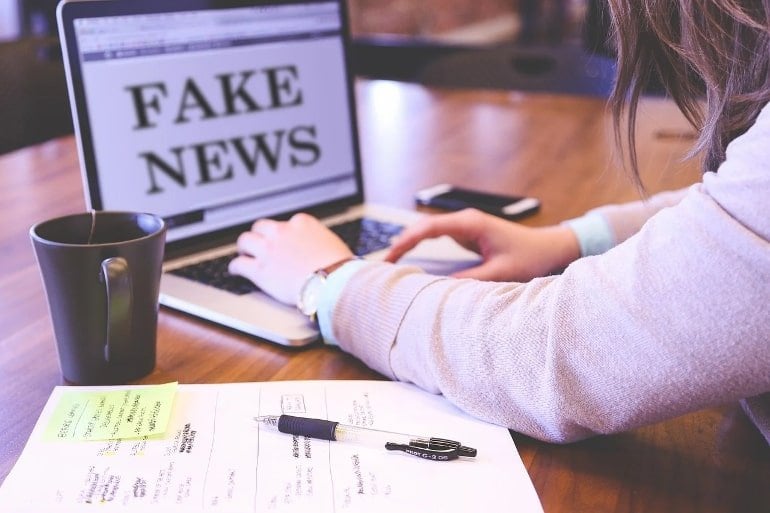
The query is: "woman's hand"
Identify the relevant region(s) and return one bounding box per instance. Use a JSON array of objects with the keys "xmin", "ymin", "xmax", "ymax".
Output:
[
  {"xmin": 385, "ymin": 208, "xmax": 581, "ymax": 282},
  {"xmin": 228, "ymin": 213, "xmax": 353, "ymax": 305}
]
